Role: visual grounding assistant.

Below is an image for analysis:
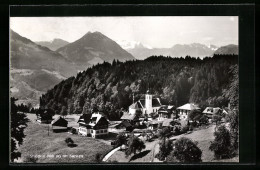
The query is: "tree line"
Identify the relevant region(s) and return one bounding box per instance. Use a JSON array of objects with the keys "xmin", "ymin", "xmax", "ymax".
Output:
[{"xmin": 40, "ymin": 54, "xmax": 238, "ymax": 120}]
